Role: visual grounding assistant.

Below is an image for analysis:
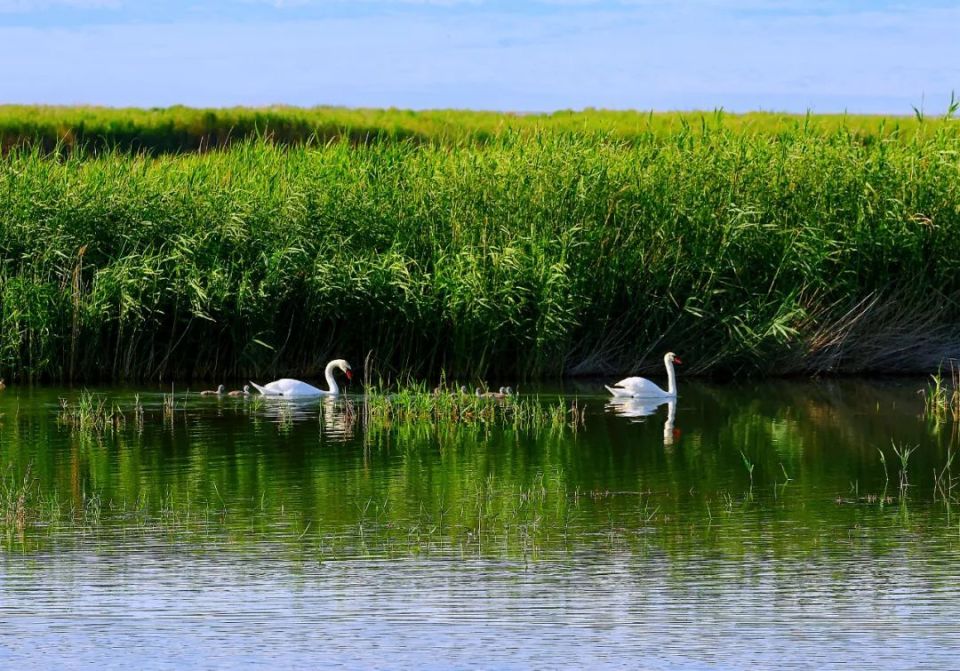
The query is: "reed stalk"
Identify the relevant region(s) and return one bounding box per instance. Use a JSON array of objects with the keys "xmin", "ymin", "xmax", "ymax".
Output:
[{"xmin": 1, "ymin": 109, "xmax": 958, "ymax": 381}]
